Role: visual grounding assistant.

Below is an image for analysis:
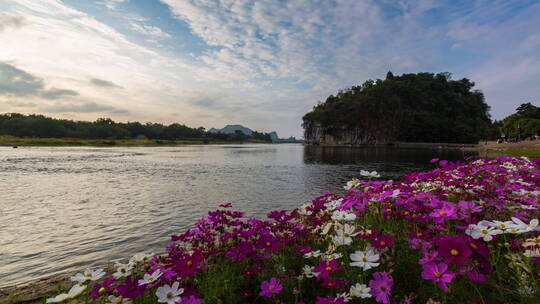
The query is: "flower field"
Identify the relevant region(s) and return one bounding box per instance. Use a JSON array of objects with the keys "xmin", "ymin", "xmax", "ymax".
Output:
[{"xmin": 47, "ymin": 157, "xmax": 539, "ymax": 304}]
